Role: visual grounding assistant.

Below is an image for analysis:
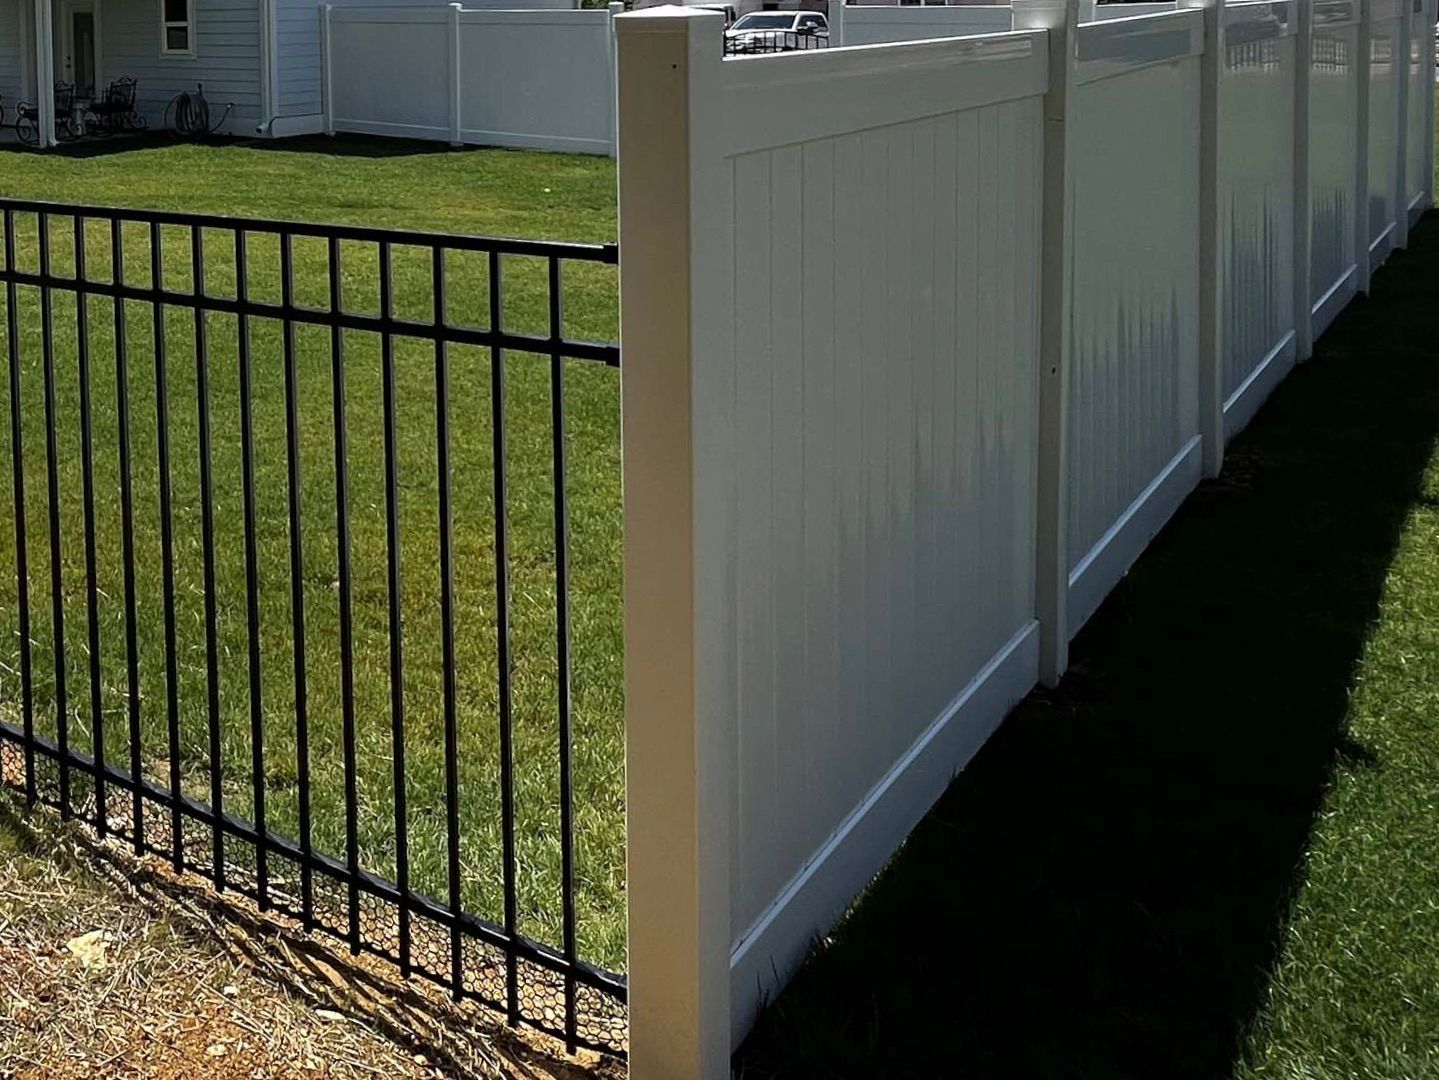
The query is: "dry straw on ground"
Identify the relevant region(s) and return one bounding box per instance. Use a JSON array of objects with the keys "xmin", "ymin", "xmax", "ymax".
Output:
[{"xmin": 0, "ymin": 800, "xmax": 624, "ymax": 1080}]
